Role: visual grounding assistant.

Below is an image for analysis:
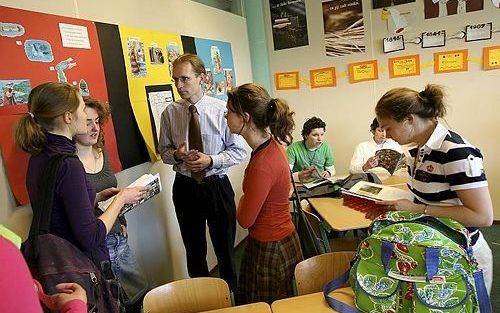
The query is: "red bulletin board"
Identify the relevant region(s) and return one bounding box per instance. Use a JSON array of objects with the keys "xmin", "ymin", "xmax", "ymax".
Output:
[{"xmin": 0, "ymin": 5, "xmax": 122, "ymax": 205}]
